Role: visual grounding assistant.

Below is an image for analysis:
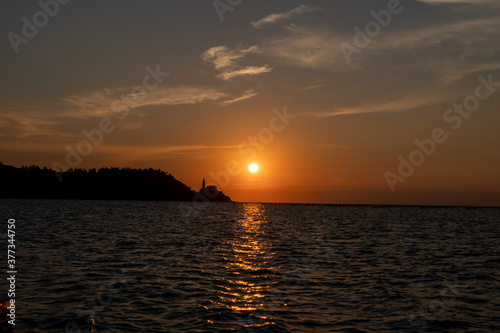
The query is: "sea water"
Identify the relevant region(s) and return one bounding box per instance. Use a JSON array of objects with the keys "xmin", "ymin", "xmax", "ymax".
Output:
[{"xmin": 1, "ymin": 199, "xmax": 499, "ymax": 332}]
